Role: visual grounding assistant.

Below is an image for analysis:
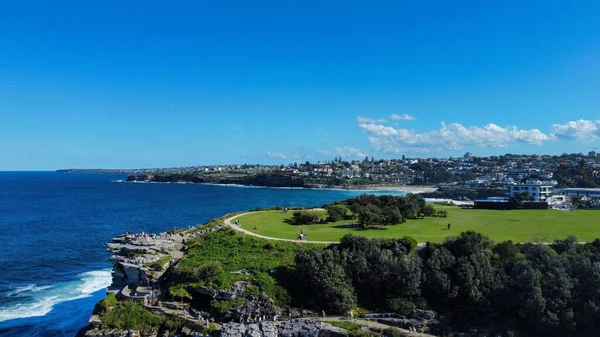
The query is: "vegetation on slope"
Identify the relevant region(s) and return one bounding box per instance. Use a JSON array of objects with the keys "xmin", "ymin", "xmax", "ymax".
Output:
[
  {"xmin": 296, "ymin": 232, "xmax": 600, "ymax": 336},
  {"xmin": 170, "ymin": 228, "xmax": 321, "ymax": 305},
  {"xmin": 95, "ymin": 293, "xmax": 190, "ymax": 334}
]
